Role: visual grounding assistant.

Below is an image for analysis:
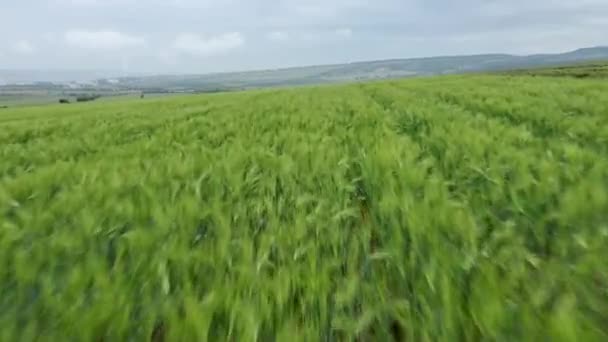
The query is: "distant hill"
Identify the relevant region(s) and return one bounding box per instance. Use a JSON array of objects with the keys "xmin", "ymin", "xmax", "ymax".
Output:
[
  {"xmin": 115, "ymin": 46, "xmax": 608, "ymax": 91},
  {"xmin": 1, "ymin": 47, "xmax": 607, "ymax": 91},
  {"xmin": 501, "ymin": 60, "xmax": 608, "ymax": 79}
]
